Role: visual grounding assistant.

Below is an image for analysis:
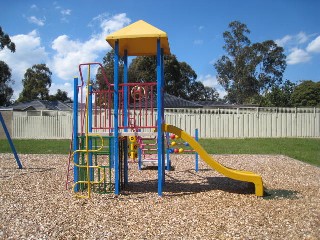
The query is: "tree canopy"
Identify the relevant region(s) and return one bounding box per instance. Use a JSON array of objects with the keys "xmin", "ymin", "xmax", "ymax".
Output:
[
  {"xmin": 291, "ymin": 80, "xmax": 320, "ymax": 107},
  {"xmin": 18, "ymin": 64, "xmax": 52, "ymax": 102},
  {"xmin": 262, "ymin": 80, "xmax": 296, "ymax": 107},
  {"xmin": 0, "ymin": 26, "xmax": 15, "ymax": 52},
  {"xmin": 48, "ymin": 89, "xmax": 71, "ymax": 102},
  {"xmin": 95, "ymin": 51, "xmax": 219, "ymax": 102},
  {"xmin": 214, "ymin": 21, "xmax": 286, "ymax": 104},
  {"xmin": 0, "ymin": 61, "xmax": 14, "ymax": 106},
  {"xmin": 0, "ymin": 26, "xmax": 15, "ymax": 106},
  {"xmin": 128, "ymin": 54, "xmax": 219, "ymax": 101}
]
